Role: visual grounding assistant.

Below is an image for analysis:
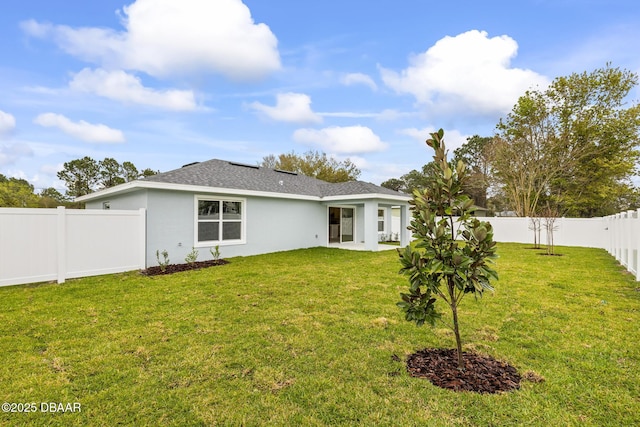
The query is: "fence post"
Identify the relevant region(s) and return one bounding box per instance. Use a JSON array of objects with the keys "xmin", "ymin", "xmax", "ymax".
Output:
[
  {"xmin": 624, "ymin": 211, "xmax": 630, "ymax": 267},
  {"xmin": 636, "ymin": 209, "xmax": 640, "ymax": 281},
  {"xmin": 138, "ymin": 208, "xmax": 147, "ymax": 270},
  {"xmin": 612, "ymin": 214, "xmax": 617, "ymax": 256},
  {"xmin": 606, "ymin": 215, "xmax": 611, "ymax": 255},
  {"xmin": 628, "ymin": 210, "xmax": 635, "ymax": 269},
  {"xmin": 616, "ymin": 212, "xmax": 622, "ymax": 262},
  {"xmin": 56, "ymin": 206, "xmax": 66, "ymax": 284}
]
